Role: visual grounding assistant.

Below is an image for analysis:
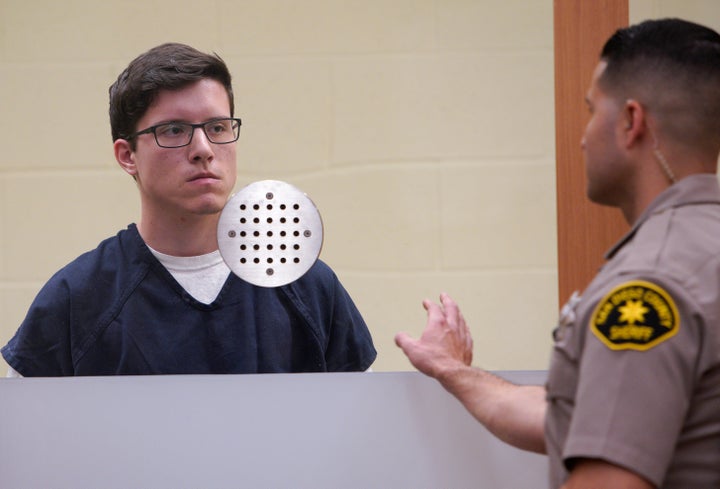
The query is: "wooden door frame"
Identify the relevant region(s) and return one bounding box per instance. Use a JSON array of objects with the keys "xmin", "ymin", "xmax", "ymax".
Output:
[{"xmin": 553, "ymin": 0, "xmax": 629, "ymax": 304}]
